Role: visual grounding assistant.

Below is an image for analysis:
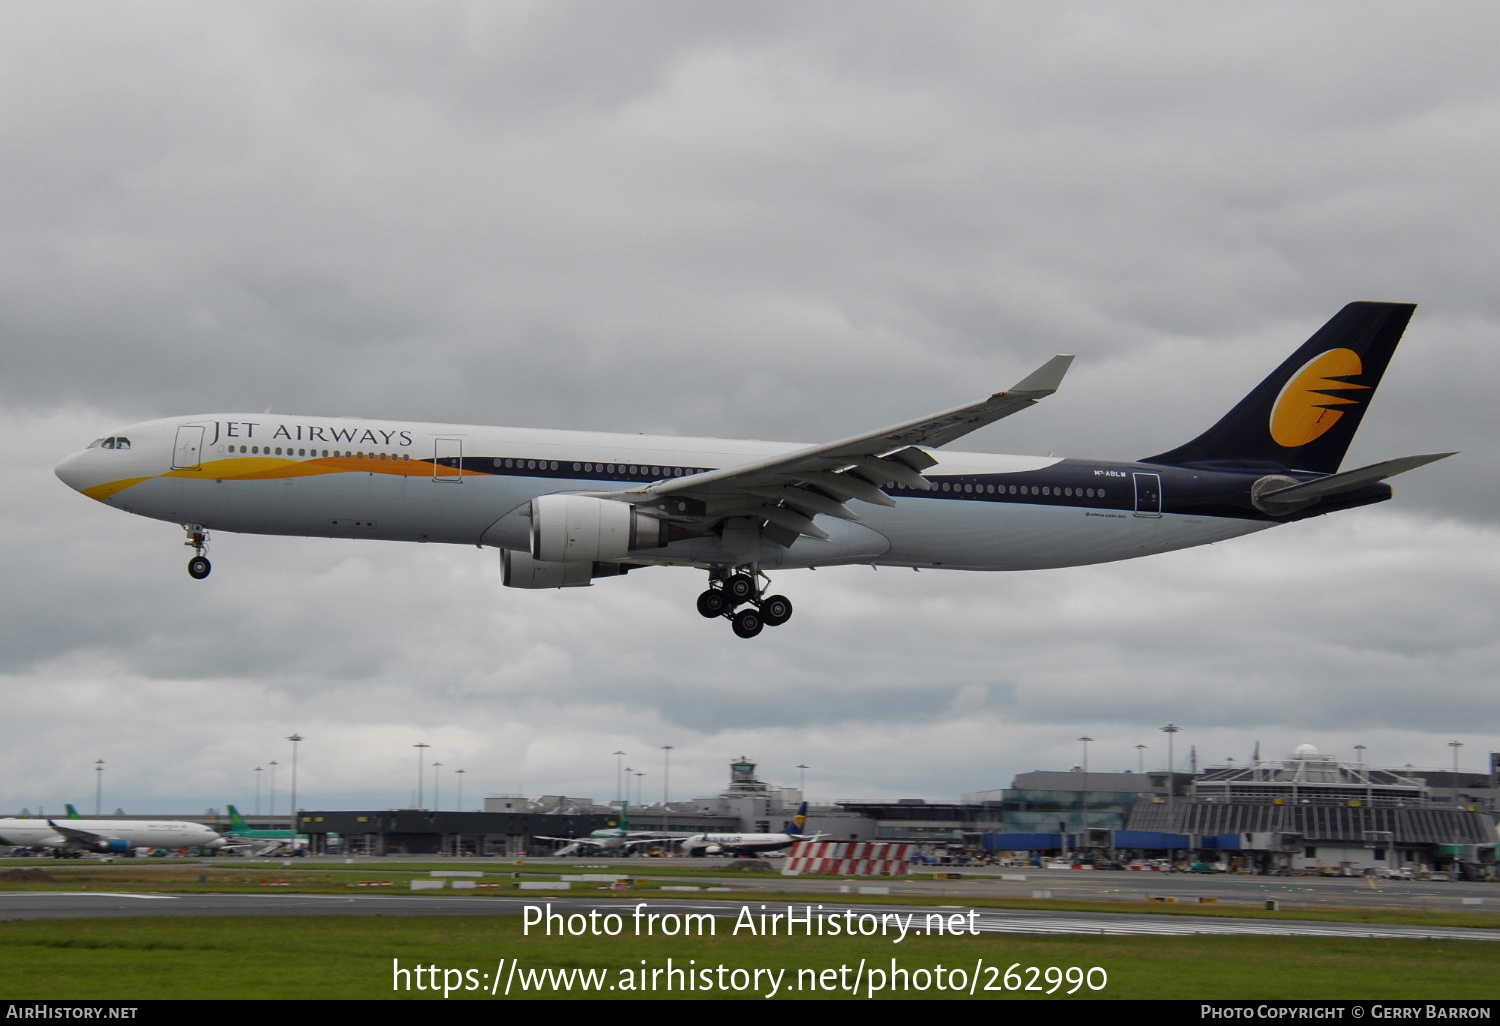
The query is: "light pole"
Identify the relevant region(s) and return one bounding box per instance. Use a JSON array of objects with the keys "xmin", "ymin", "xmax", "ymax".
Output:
[
  {"xmin": 1135, "ymin": 745, "xmax": 1147, "ymax": 774},
  {"xmin": 614, "ymin": 751, "xmax": 627, "ymax": 809},
  {"xmin": 634, "ymin": 771, "xmax": 645, "ymax": 808},
  {"xmin": 661, "ymin": 746, "xmax": 673, "ymax": 836},
  {"xmin": 413, "ymin": 743, "xmax": 429, "ymax": 808},
  {"xmin": 286, "ymin": 734, "xmax": 304, "ymax": 838},
  {"xmin": 797, "ymin": 764, "xmax": 809, "ymax": 798},
  {"xmin": 432, "ymin": 763, "xmax": 442, "ymax": 811},
  {"xmin": 454, "ymin": 769, "xmax": 465, "ymax": 812},
  {"xmin": 1077, "ymin": 737, "xmax": 1094, "ymax": 836},
  {"xmin": 268, "ymin": 761, "xmax": 279, "ymax": 819},
  {"xmin": 254, "ymin": 766, "xmax": 263, "ymax": 816},
  {"xmin": 1448, "ymin": 741, "xmax": 1464, "ymax": 773},
  {"xmin": 1160, "ymin": 724, "xmax": 1181, "ymax": 831},
  {"xmin": 1354, "ymin": 744, "xmax": 1367, "ymax": 782},
  {"xmin": 94, "ymin": 760, "xmax": 105, "ymax": 816}
]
